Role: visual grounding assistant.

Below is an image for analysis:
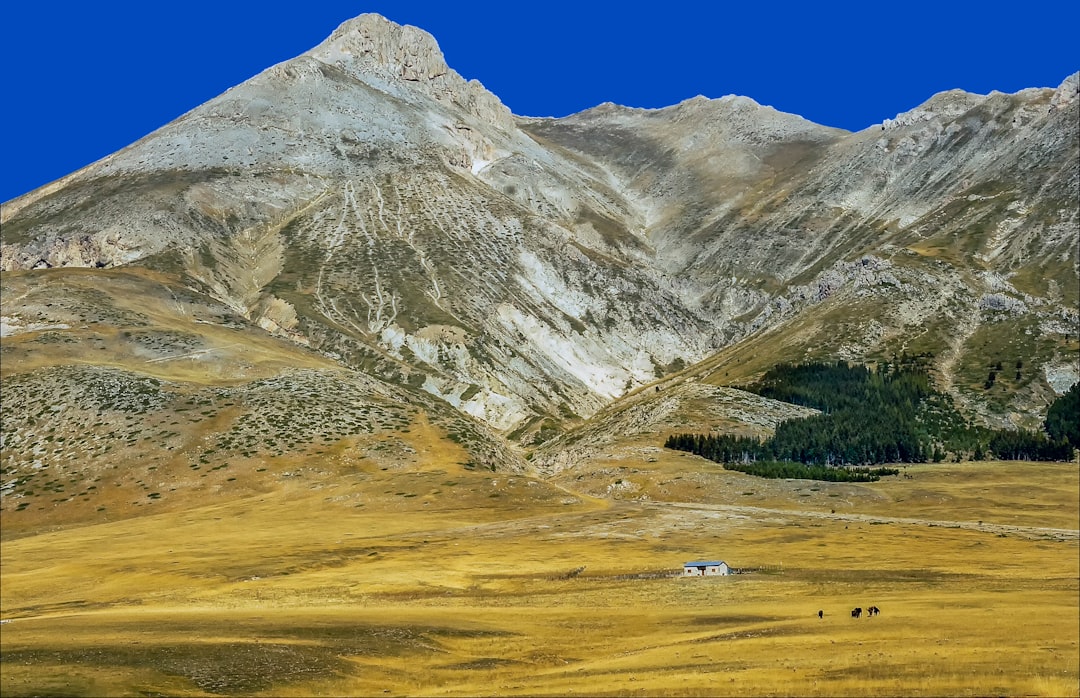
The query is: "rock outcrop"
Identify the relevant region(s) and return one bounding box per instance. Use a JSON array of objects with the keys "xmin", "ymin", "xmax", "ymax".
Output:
[{"xmin": 310, "ymin": 14, "xmax": 514, "ymax": 132}]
